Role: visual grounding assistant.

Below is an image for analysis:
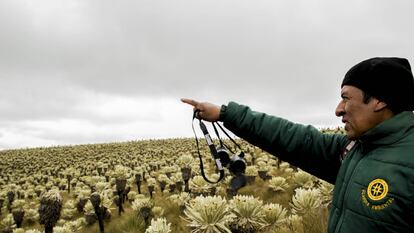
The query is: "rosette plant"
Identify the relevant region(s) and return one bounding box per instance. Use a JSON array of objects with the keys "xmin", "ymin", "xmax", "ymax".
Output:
[
  {"xmin": 38, "ymin": 189, "xmax": 63, "ymax": 233},
  {"xmin": 149, "ymin": 162, "xmax": 158, "ymax": 172},
  {"xmin": 6, "ymin": 185, "xmax": 17, "ymax": 213},
  {"xmin": 62, "ymin": 218, "xmax": 86, "ymax": 232},
  {"xmin": 26, "ymin": 188, "xmax": 36, "ymax": 200},
  {"xmin": 244, "ymin": 153, "xmax": 253, "ymax": 166},
  {"xmin": 1, "ymin": 214, "xmax": 16, "ymax": 233},
  {"xmin": 318, "ymin": 180, "xmax": 334, "ymax": 208},
  {"xmin": 183, "ymin": 195, "xmax": 234, "ymax": 233},
  {"xmin": 147, "ymin": 178, "xmax": 157, "ymax": 198},
  {"xmin": 283, "ymin": 168, "xmax": 294, "ymax": 180},
  {"xmin": 189, "ymin": 176, "xmax": 211, "ymax": 196},
  {"xmin": 290, "ymin": 188, "xmax": 322, "ymax": 216},
  {"xmin": 75, "ymin": 188, "xmax": 91, "ymax": 213},
  {"xmin": 11, "ymin": 199, "xmax": 25, "ymax": 228},
  {"xmin": 245, "ymin": 166, "xmax": 258, "ymax": 185},
  {"xmin": 178, "ymin": 154, "xmax": 194, "ymax": 192},
  {"xmin": 145, "ymin": 218, "xmax": 171, "ymax": 233},
  {"xmin": 261, "ymin": 203, "xmax": 287, "ymax": 231},
  {"xmin": 90, "ymin": 192, "xmax": 112, "ymax": 233},
  {"xmin": 61, "ymin": 200, "xmax": 77, "ymax": 220},
  {"xmin": 112, "ymin": 165, "xmax": 129, "ymax": 215},
  {"xmin": 62, "ymin": 168, "xmax": 78, "ymax": 194},
  {"xmin": 257, "ymin": 161, "xmax": 270, "ymax": 181},
  {"xmin": 34, "ymin": 185, "xmax": 43, "ymax": 198},
  {"xmin": 280, "ymin": 214, "xmax": 304, "ymax": 233},
  {"xmin": 151, "ymin": 206, "xmax": 164, "ymax": 218},
  {"xmin": 25, "ymin": 208, "xmax": 39, "ymax": 225},
  {"xmin": 157, "ymin": 174, "xmax": 169, "ymax": 194},
  {"xmin": 228, "ymin": 195, "xmax": 266, "ymax": 233},
  {"xmin": 52, "ymin": 218, "xmax": 85, "ymax": 233},
  {"xmin": 134, "ymin": 167, "xmax": 144, "ymax": 194},
  {"xmin": 132, "ymin": 197, "xmax": 154, "ymax": 226},
  {"xmin": 83, "ymin": 200, "xmax": 96, "ymax": 225},
  {"xmin": 172, "ymin": 172, "xmax": 184, "ymax": 192},
  {"xmin": 278, "ymin": 162, "xmax": 294, "ymax": 180},
  {"xmin": 293, "ymin": 171, "xmax": 315, "ymax": 189},
  {"xmin": 168, "ymin": 192, "xmax": 191, "ymax": 213},
  {"xmin": 97, "ymin": 162, "xmax": 106, "ymax": 176},
  {"xmin": 16, "ymin": 189, "xmax": 26, "ymax": 200},
  {"xmin": 167, "ymin": 175, "xmax": 179, "ymax": 193},
  {"xmin": 127, "ymin": 191, "xmax": 137, "ymax": 203},
  {"xmin": 268, "ymin": 177, "xmax": 289, "ymax": 193},
  {"xmin": 161, "ymin": 166, "xmax": 175, "ymax": 179},
  {"xmin": 279, "ymin": 162, "xmax": 290, "ymax": 170}
]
